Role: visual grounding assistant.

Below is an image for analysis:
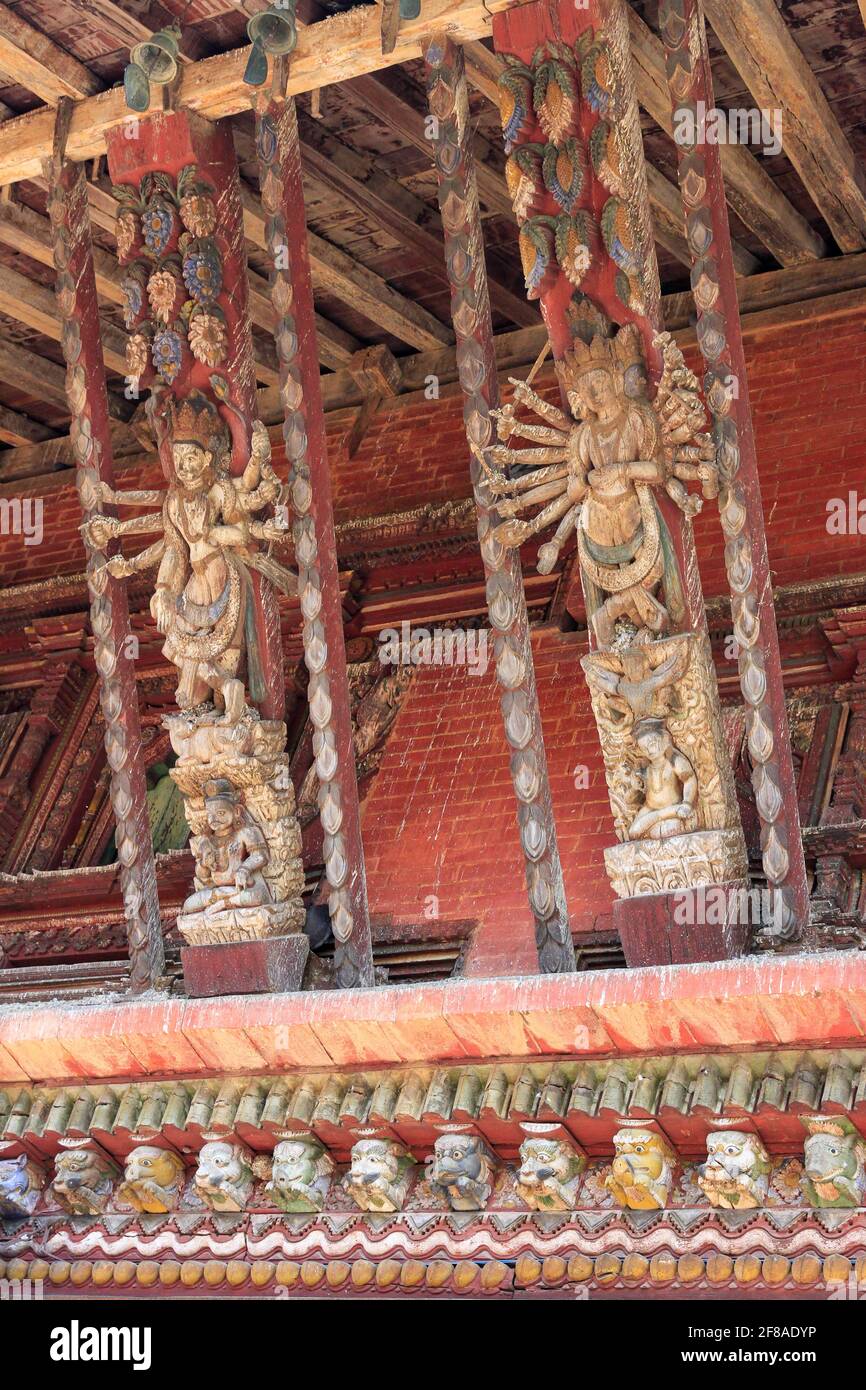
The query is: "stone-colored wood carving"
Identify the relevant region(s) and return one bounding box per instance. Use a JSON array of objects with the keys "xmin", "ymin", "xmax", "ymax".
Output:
[
  {"xmin": 101, "ymin": 112, "xmax": 304, "ymax": 964},
  {"xmin": 344, "ymin": 1137, "xmax": 416, "ymax": 1212},
  {"xmin": 801, "ymin": 1118, "xmax": 866, "ymax": 1209},
  {"xmin": 0, "ymin": 1150, "xmax": 45, "ymax": 1218},
  {"xmin": 516, "ymin": 1129, "xmax": 584, "ymax": 1210},
  {"xmin": 698, "ymin": 1130, "xmax": 772, "ymax": 1210},
  {"xmin": 426, "ymin": 1130, "xmax": 498, "ymax": 1210},
  {"xmin": 266, "ymin": 1134, "xmax": 335, "ymax": 1213},
  {"xmin": 193, "ymin": 1138, "xmax": 256, "ymax": 1212},
  {"xmin": 605, "ymin": 1127, "xmax": 676, "ymax": 1209},
  {"xmin": 83, "ymin": 398, "xmax": 304, "ymax": 947},
  {"xmin": 49, "ymin": 1140, "xmax": 119, "ymax": 1216},
  {"xmin": 487, "ymin": 325, "xmax": 745, "ymax": 899},
  {"xmin": 117, "ymin": 1145, "xmax": 187, "ymax": 1214}
]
